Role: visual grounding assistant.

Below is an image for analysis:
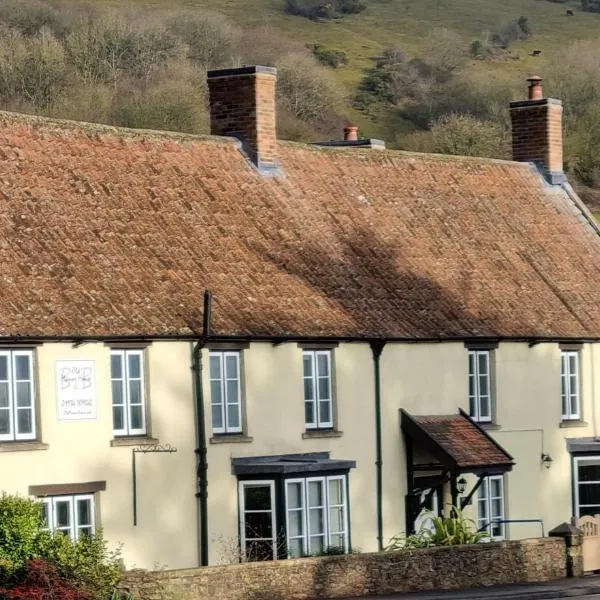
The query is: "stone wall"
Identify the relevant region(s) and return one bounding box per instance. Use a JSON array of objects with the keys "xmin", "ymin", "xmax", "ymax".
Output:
[{"xmin": 121, "ymin": 537, "xmax": 567, "ymax": 600}]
